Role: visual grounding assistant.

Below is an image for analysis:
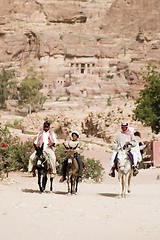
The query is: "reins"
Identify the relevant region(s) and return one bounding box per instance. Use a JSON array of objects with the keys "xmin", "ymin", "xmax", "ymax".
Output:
[{"xmin": 36, "ymin": 151, "xmax": 48, "ymax": 169}]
